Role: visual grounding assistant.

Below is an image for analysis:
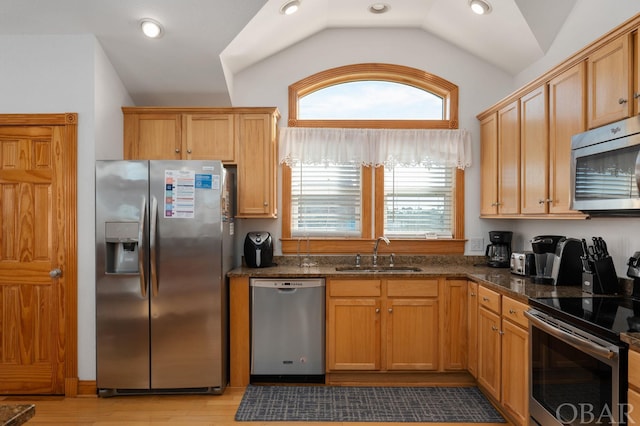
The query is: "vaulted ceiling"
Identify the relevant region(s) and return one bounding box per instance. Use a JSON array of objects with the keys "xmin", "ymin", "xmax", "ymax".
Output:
[{"xmin": 0, "ymin": 0, "xmax": 578, "ymax": 105}]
